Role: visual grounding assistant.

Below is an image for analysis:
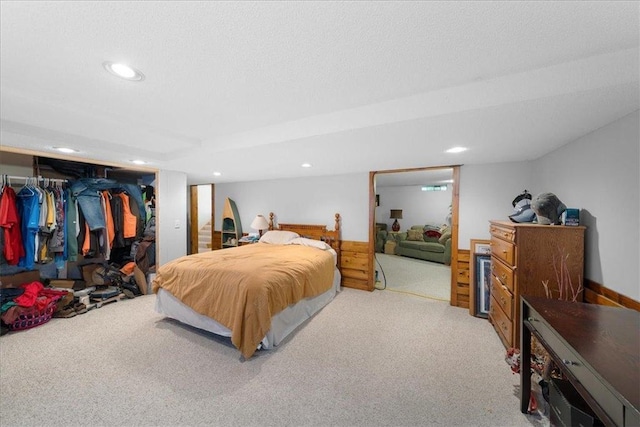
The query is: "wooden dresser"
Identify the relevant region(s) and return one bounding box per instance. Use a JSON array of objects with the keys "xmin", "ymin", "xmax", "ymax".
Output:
[{"xmin": 488, "ymin": 220, "xmax": 585, "ymax": 348}]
